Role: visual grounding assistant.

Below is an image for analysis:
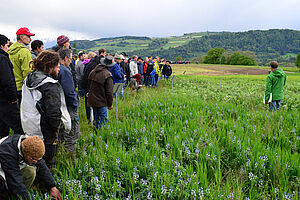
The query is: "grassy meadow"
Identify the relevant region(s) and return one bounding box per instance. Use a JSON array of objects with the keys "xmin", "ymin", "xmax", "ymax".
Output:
[{"xmin": 29, "ymin": 69, "xmax": 299, "ymax": 199}]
